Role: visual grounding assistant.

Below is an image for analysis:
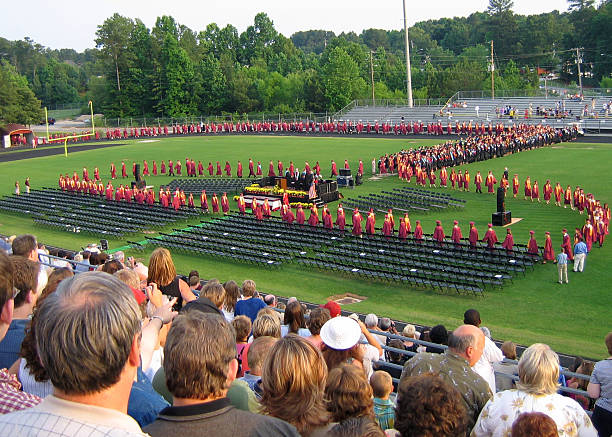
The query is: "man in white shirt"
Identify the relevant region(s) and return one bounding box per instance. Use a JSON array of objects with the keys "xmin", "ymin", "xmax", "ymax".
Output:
[{"xmin": 464, "ymin": 309, "xmax": 503, "ymax": 393}]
